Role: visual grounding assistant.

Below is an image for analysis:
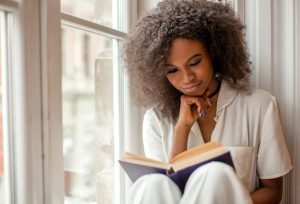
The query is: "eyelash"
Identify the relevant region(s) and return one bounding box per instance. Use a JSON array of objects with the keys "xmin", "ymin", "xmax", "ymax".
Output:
[
  {"xmin": 189, "ymin": 59, "xmax": 201, "ymax": 67},
  {"xmin": 167, "ymin": 68, "xmax": 178, "ymax": 74},
  {"xmin": 166, "ymin": 59, "xmax": 202, "ymax": 74}
]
